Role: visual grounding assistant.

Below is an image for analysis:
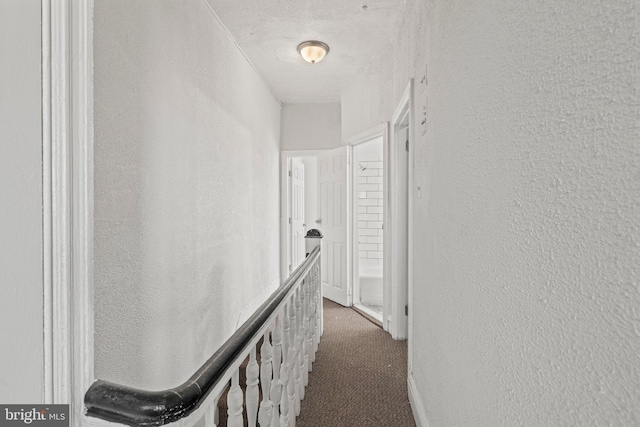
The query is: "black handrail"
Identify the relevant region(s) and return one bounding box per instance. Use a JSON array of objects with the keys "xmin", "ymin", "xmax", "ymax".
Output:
[{"xmin": 85, "ymin": 245, "xmax": 321, "ymax": 426}]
